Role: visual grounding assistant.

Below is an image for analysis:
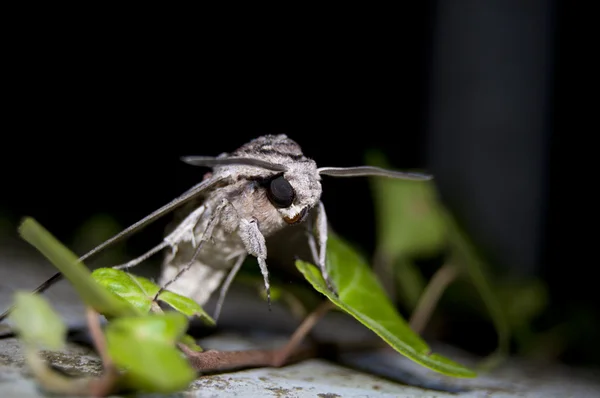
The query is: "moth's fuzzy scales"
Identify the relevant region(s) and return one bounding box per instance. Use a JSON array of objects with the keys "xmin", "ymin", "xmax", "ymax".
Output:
[
  {"xmin": 233, "ymin": 134, "xmax": 306, "ymax": 160},
  {"xmin": 158, "ymin": 135, "xmax": 325, "ymax": 307}
]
